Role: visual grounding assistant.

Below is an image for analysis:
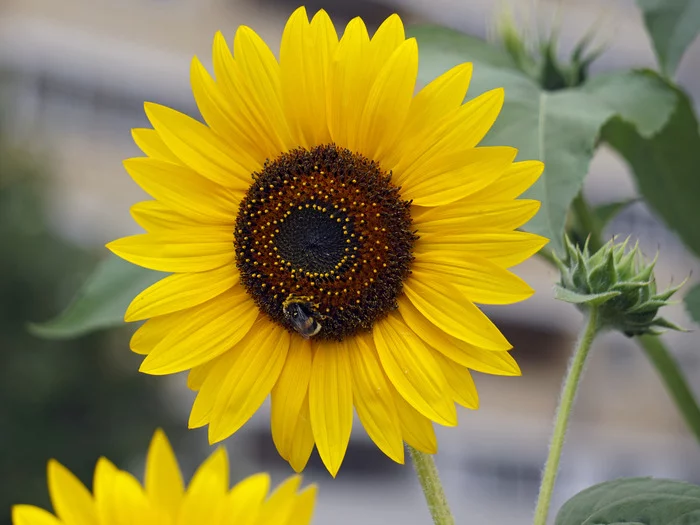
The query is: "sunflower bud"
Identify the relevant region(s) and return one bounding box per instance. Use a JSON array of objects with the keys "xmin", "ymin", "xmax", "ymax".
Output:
[{"xmin": 553, "ymin": 237, "xmax": 685, "ymax": 337}]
